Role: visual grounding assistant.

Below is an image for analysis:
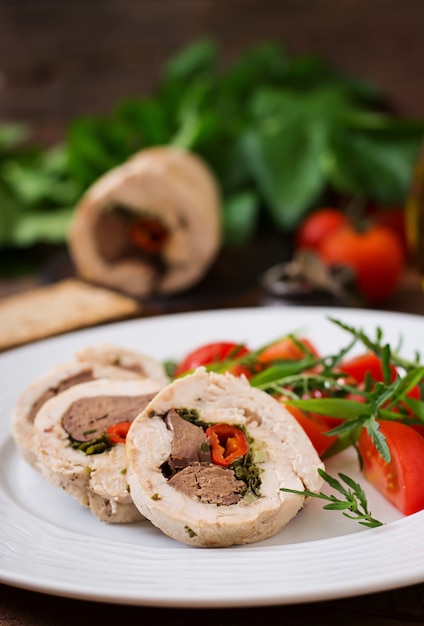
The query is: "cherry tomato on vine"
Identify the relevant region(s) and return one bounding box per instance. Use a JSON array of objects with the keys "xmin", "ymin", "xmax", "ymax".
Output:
[
  {"xmin": 365, "ymin": 204, "xmax": 408, "ymax": 256},
  {"xmin": 174, "ymin": 341, "xmax": 250, "ymax": 377},
  {"xmin": 317, "ymin": 223, "xmax": 406, "ymax": 304},
  {"xmin": 296, "ymin": 208, "xmax": 348, "ymax": 251},
  {"xmin": 358, "ymin": 420, "xmax": 424, "ymax": 515}
]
